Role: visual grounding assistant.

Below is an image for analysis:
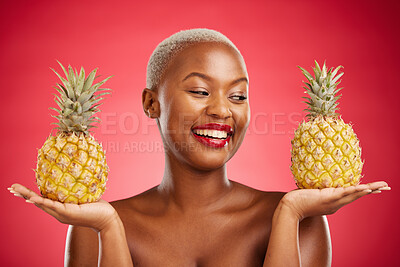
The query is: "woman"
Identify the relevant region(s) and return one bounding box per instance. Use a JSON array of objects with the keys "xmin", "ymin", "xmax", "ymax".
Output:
[{"xmin": 9, "ymin": 29, "xmax": 390, "ymax": 267}]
